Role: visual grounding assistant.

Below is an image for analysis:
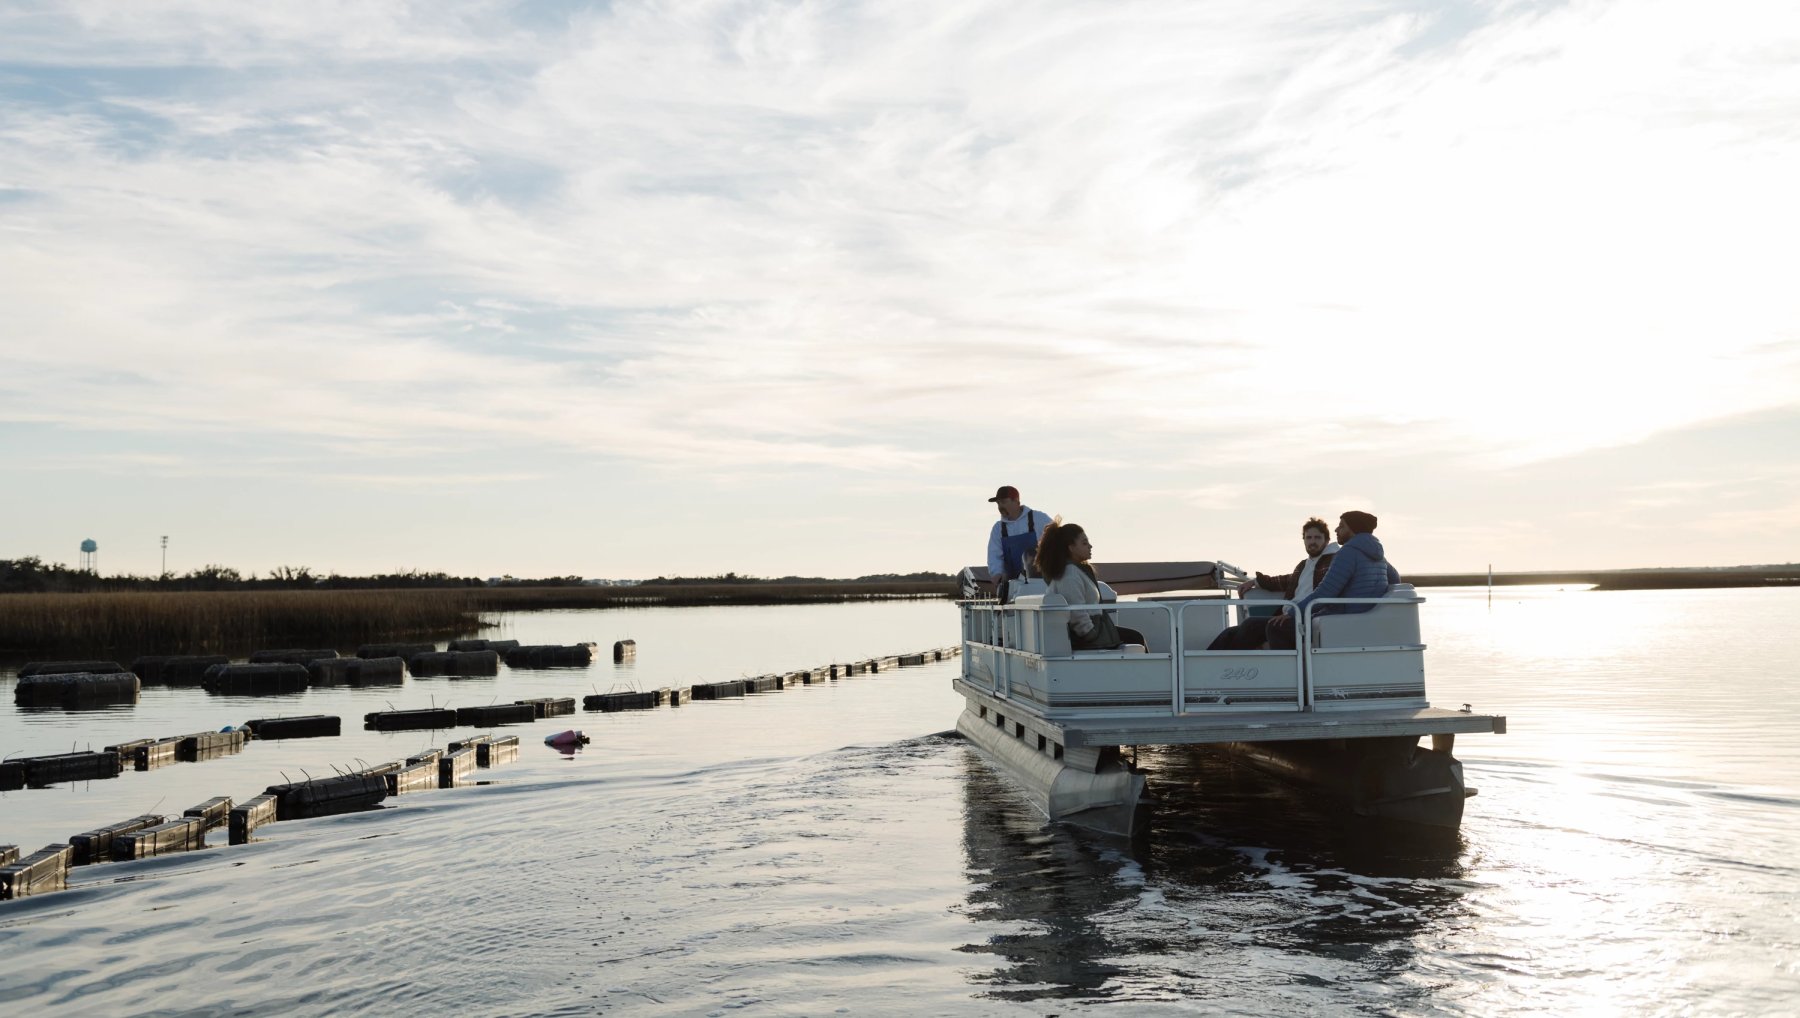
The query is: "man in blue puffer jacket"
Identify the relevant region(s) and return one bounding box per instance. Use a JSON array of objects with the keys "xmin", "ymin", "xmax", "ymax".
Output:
[{"xmin": 1268, "ymin": 510, "xmax": 1400, "ymax": 649}]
